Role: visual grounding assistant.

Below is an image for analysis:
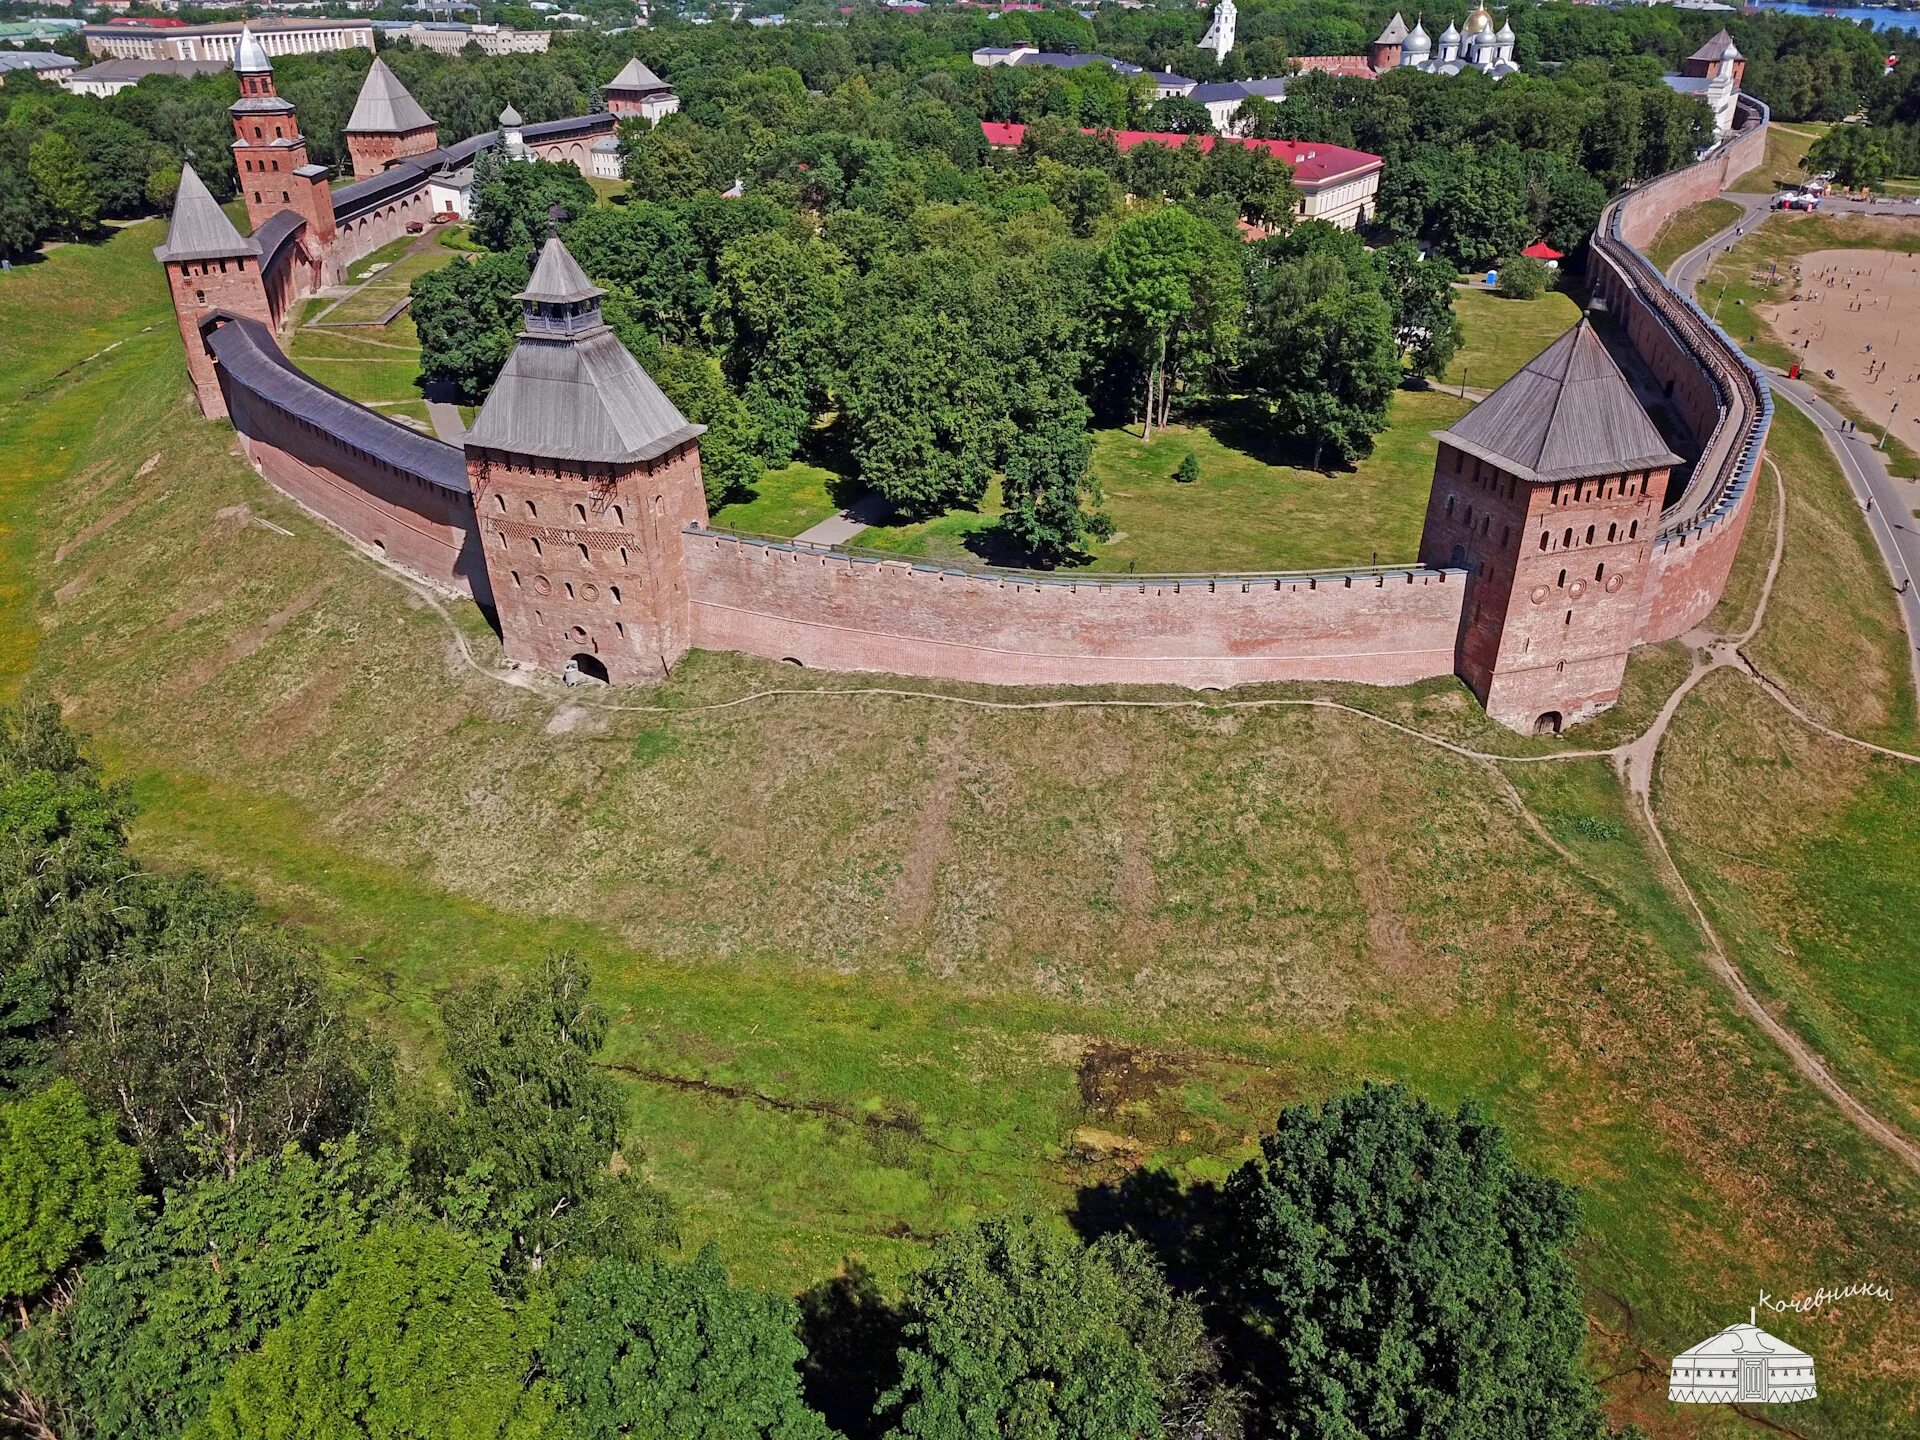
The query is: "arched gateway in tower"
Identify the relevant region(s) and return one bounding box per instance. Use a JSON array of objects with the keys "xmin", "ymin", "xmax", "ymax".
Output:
[
  {"xmin": 464, "ymin": 237, "xmax": 709, "ymax": 683},
  {"xmin": 1418, "ymin": 318, "xmax": 1684, "ymax": 734}
]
